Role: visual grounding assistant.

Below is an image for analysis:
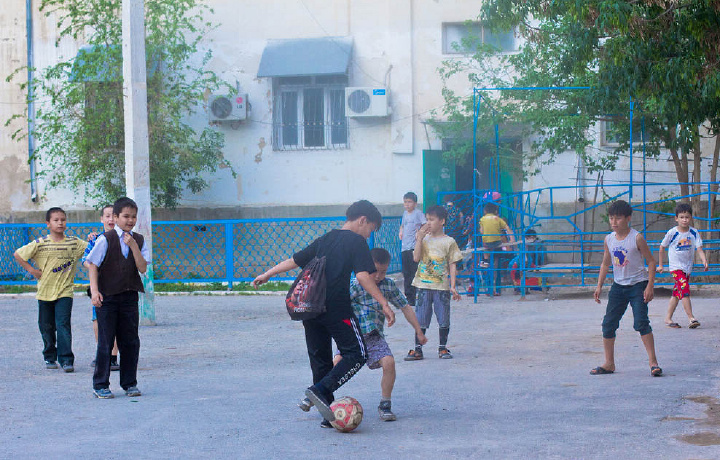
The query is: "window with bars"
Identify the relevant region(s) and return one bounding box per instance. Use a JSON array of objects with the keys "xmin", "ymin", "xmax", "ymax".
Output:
[{"xmin": 273, "ymin": 76, "xmax": 348, "ymax": 150}]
